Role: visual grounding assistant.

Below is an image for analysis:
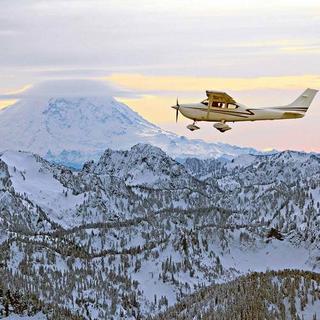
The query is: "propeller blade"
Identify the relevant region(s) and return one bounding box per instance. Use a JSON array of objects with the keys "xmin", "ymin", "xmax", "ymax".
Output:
[
  {"xmin": 176, "ymin": 109, "xmax": 178, "ymax": 122},
  {"xmin": 176, "ymin": 97, "xmax": 179, "ymax": 107}
]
